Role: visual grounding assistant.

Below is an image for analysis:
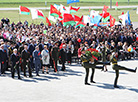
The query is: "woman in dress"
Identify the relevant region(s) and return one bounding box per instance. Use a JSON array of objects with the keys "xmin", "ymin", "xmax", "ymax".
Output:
[{"xmin": 41, "ymin": 45, "xmax": 50, "ymax": 74}]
